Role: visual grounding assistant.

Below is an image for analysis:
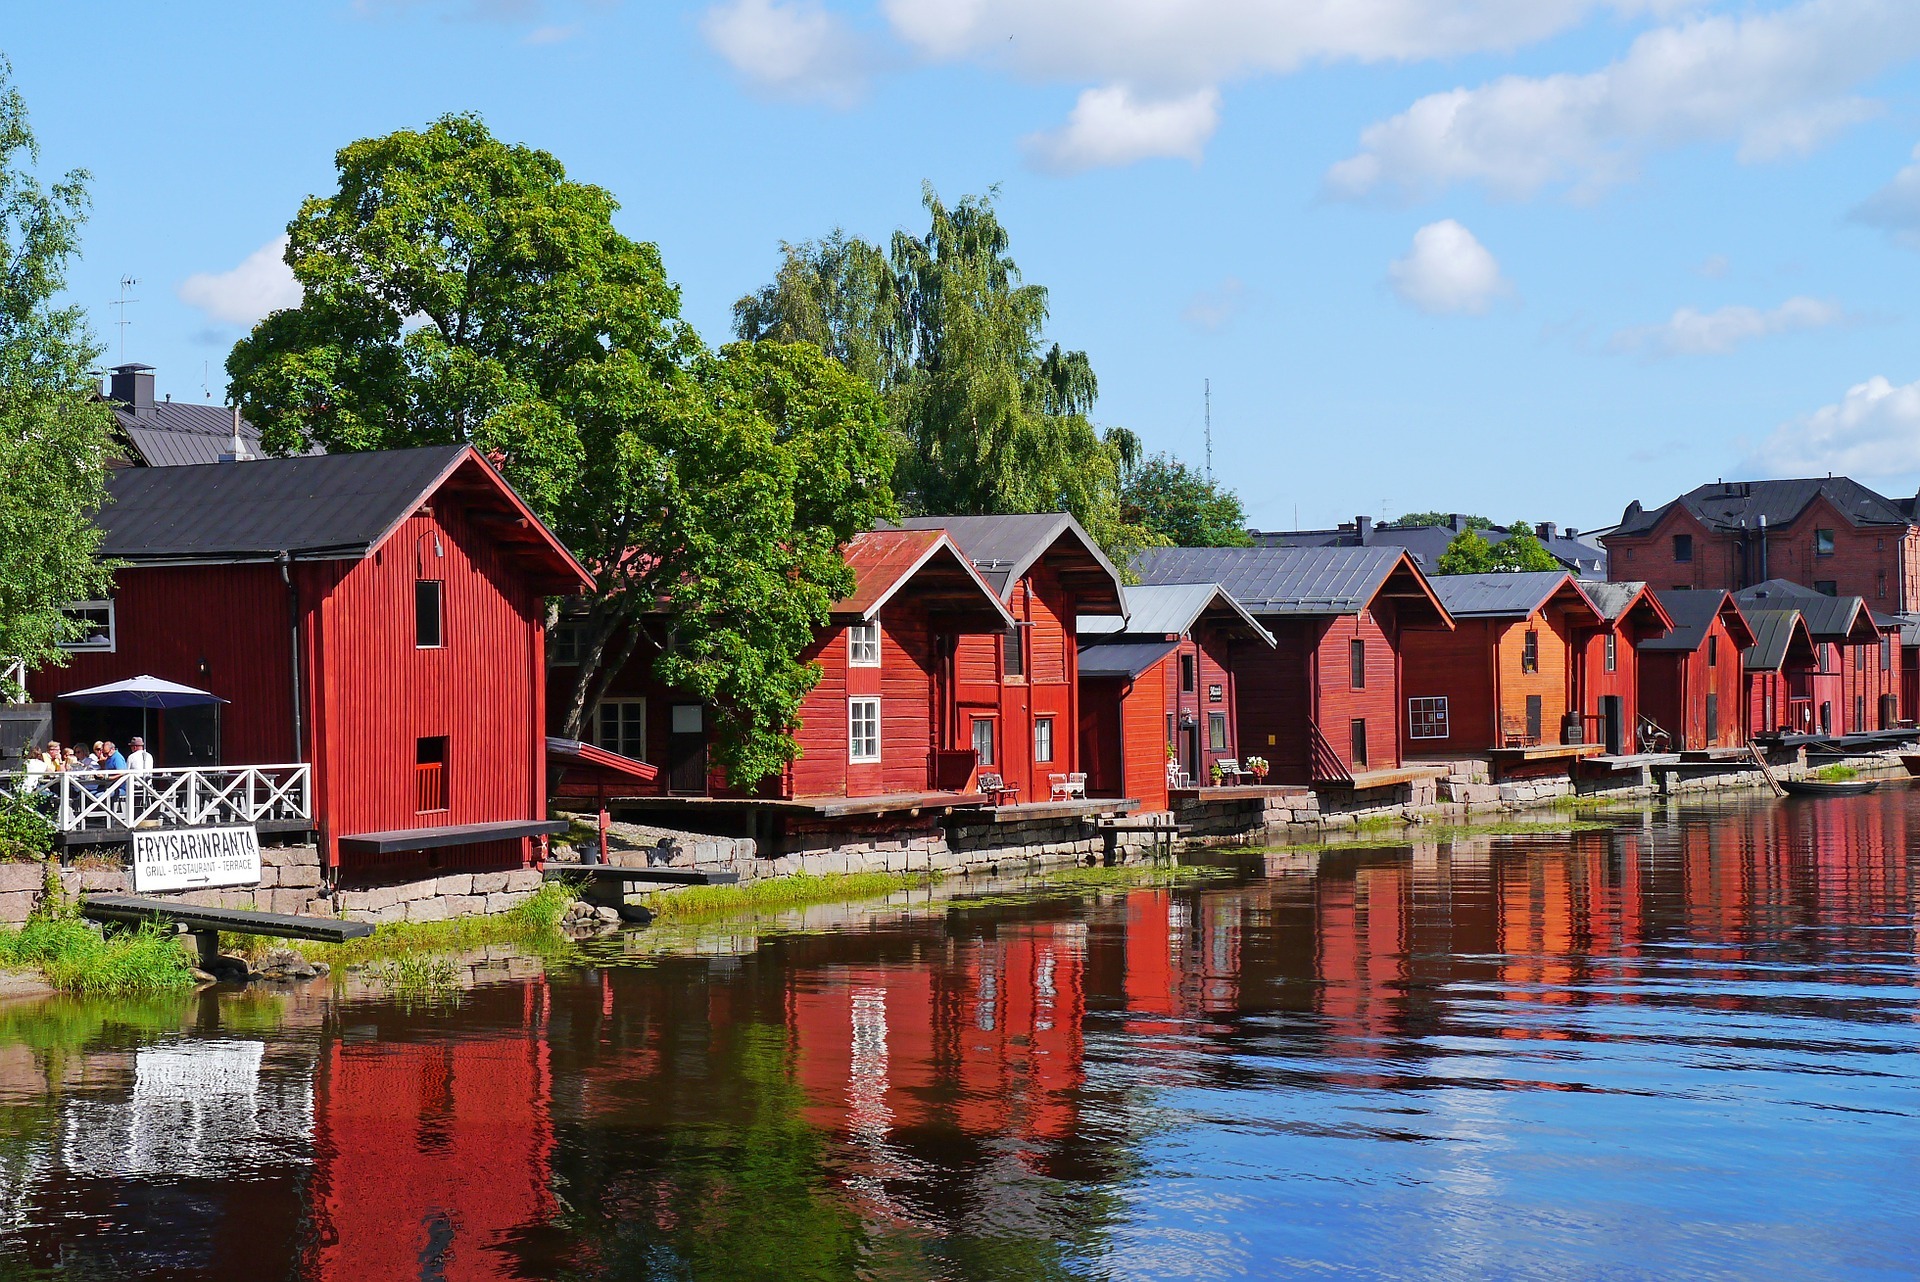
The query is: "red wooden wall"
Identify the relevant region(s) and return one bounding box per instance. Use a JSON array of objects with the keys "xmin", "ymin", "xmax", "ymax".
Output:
[
  {"xmin": 952, "ymin": 563, "xmax": 1082, "ymax": 802},
  {"xmin": 1640, "ymin": 614, "xmax": 1748, "ymax": 750}
]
